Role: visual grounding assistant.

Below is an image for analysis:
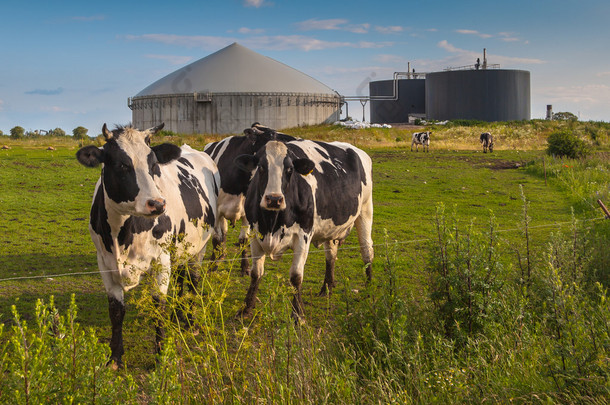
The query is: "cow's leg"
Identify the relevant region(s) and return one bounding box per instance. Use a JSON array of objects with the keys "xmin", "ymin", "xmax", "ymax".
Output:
[
  {"xmin": 107, "ymin": 293, "xmax": 125, "ymax": 368},
  {"xmin": 154, "ymin": 255, "xmax": 172, "ymax": 355},
  {"xmin": 210, "ymin": 216, "xmax": 228, "ymax": 271},
  {"xmin": 238, "ymin": 239, "xmax": 266, "ymax": 317},
  {"xmin": 318, "ymin": 240, "xmax": 339, "ymax": 297},
  {"xmin": 289, "ymin": 240, "xmax": 310, "ymax": 321},
  {"xmin": 355, "ymin": 197, "xmax": 374, "ymax": 283},
  {"xmin": 99, "ymin": 262, "xmax": 126, "ymax": 368},
  {"xmin": 238, "ymin": 223, "xmax": 250, "ymax": 276}
]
